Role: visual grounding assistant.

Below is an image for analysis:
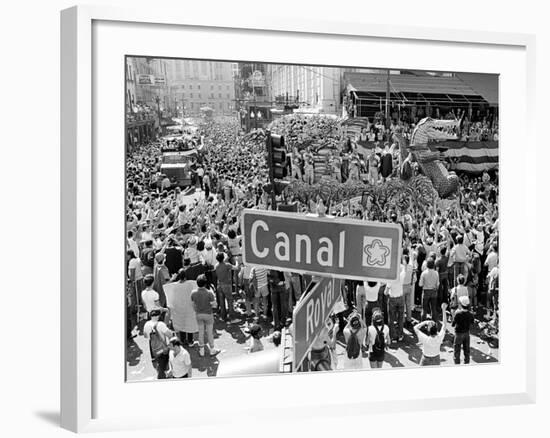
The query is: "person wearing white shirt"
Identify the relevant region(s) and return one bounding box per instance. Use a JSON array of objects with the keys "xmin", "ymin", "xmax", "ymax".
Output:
[
  {"xmin": 355, "ymin": 283, "xmax": 368, "ymax": 323},
  {"xmin": 485, "ymin": 246, "xmax": 498, "ymax": 272},
  {"xmin": 168, "ymin": 337, "xmax": 192, "ymax": 378},
  {"xmin": 127, "ymin": 231, "xmax": 140, "ymax": 258},
  {"xmin": 141, "ymin": 275, "xmax": 160, "ymax": 313},
  {"xmin": 386, "ymin": 263, "xmax": 406, "ymax": 341},
  {"xmin": 473, "ymin": 224, "xmax": 485, "ymax": 256},
  {"xmin": 362, "ymin": 281, "xmax": 380, "ymax": 326},
  {"xmin": 486, "ymin": 265, "xmax": 499, "ymax": 320},
  {"xmin": 414, "ymin": 302, "xmax": 448, "ymax": 366},
  {"xmin": 200, "ymin": 239, "xmax": 217, "ymax": 268}
]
